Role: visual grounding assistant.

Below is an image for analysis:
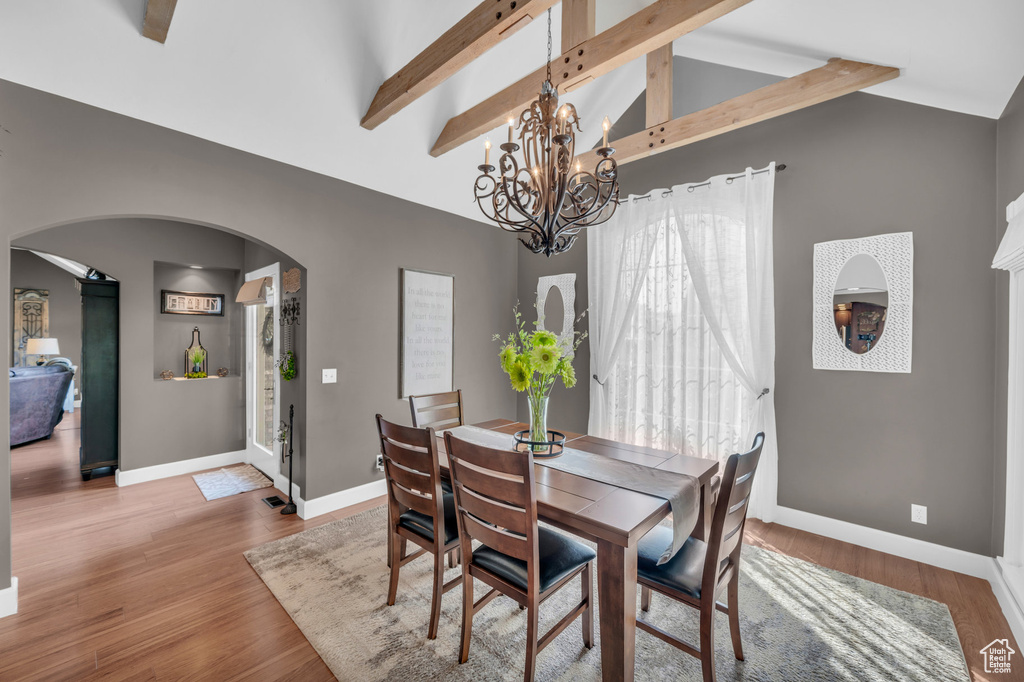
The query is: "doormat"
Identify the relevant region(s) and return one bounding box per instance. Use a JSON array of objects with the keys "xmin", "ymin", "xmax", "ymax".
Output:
[{"xmin": 192, "ymin": 464, "xmax": 273, "ymax": 501}]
